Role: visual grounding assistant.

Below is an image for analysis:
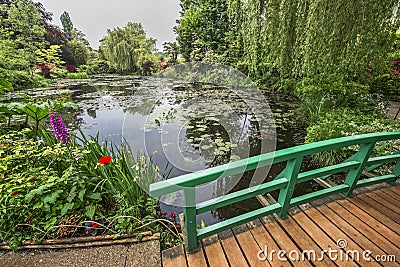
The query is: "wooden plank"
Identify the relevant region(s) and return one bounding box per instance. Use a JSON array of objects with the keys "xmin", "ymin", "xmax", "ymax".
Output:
[
  {"xmin": 364, "ymin": 192, "xmax": 400, "ymax": 214},
  {"xmin": 299, "ymin": 205, "xmax": 380, "ymax": 267},
  {"xmin": 326, "ymin": 201, "xmax": 400, "ymax": 263},
  {"xmin": 218, "ymin": 230, "xmax": 249, "ymax": 267},
  {"xmin": 260, "ymin": 217, "xmax": 313, "ymax": 267},
  {"xmin": 202, "ymin": 235, "xmax": 229, "ymax": 267},
  {"xmin": 289, "ymin": 209, "xmax": 358, "ymax": 267},
  {"xmin": 346, "ymin": 197, "xmax": 400, "ymax": 235},
  {"xmin": 386, "ymin": 186, "xmax": 400, "ymax": 197},
  {"xmin": 232, "ymin": 224, "xmax": 271, "ymax": 267},
  {"xmin": 377, "ymin": 189, "xmax": 400, "ymax": 207},
  {"xmin": 312, "ymin": 202, "xmax": 394, "ymax": 266},
  {"xmin": 356, "ymin": 194, "xmax": 400, "ymax": 222},
  {"xmin": 336, "ymin": 198, "xmax": 400, "ymax": 248},
  {"xmin": 162, "ymin": 244, "xmax": 187, "ymax": 267},
  {"xmin": 246, "ymin": 219, "xmax": 291, "ymax": 267},
  {"xmin": 278, "ymin": 212, "xmax": 337, "ymax": 267},
  {"xmin": 186, "ymin": 246, "xmax": 208, "ymax": 267}
]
